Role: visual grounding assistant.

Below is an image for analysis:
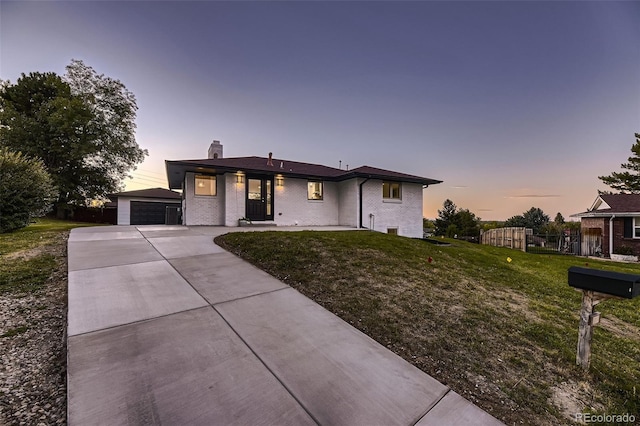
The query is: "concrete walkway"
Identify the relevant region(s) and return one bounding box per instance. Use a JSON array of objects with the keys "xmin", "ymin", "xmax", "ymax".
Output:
[{"xmin": 67, "ymin": 225, "xmax": 503, "ymax": 425}]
